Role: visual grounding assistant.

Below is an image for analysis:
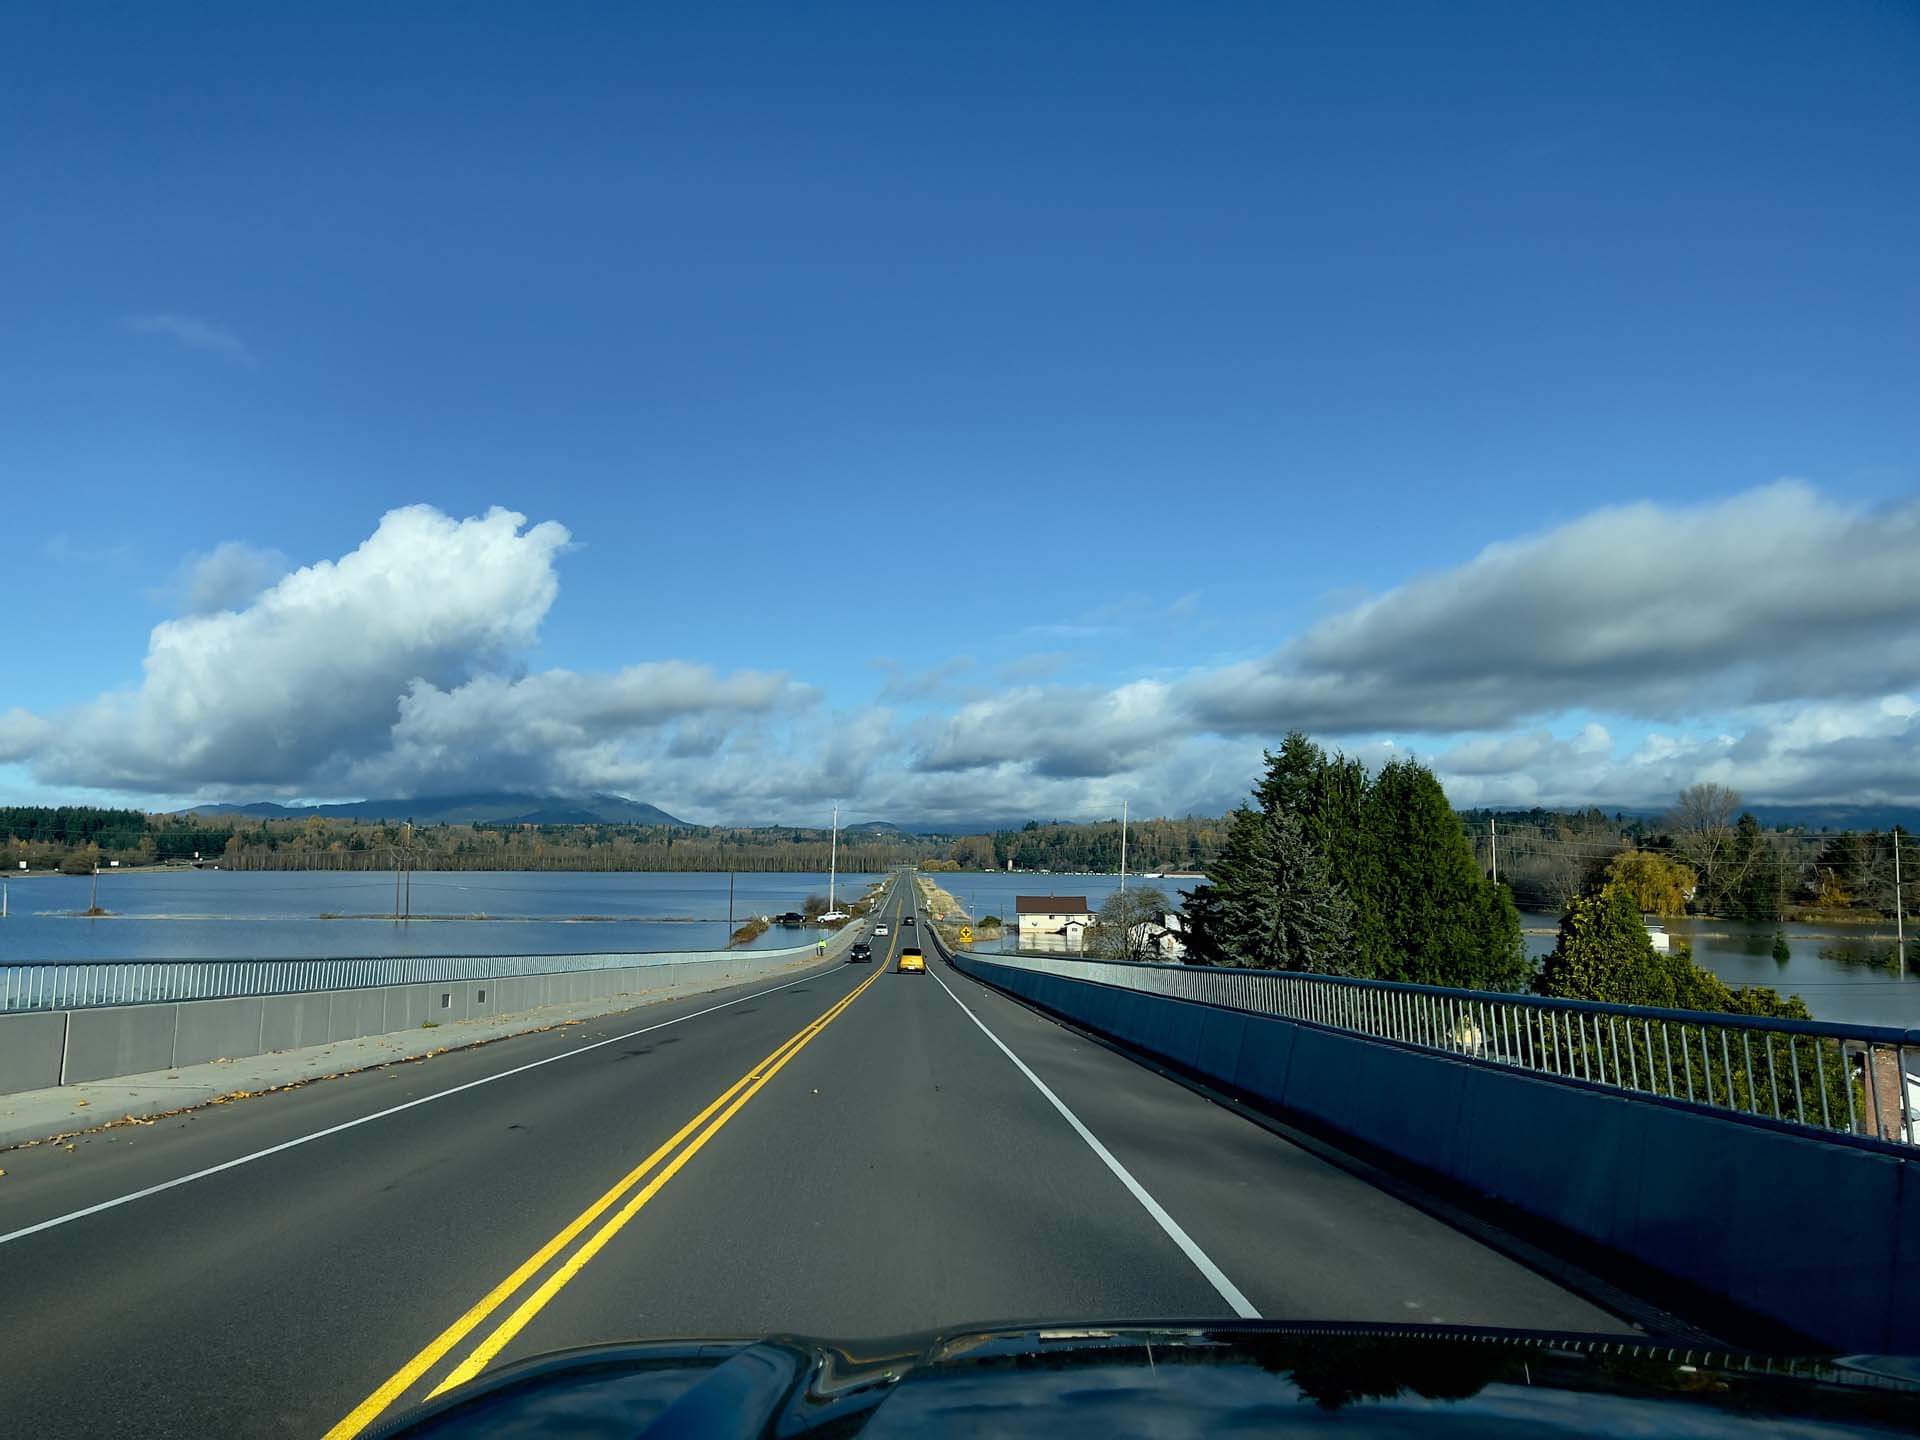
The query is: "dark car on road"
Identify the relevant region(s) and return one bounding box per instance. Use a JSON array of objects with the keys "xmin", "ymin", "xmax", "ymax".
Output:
[
  {"xmin": 847, "ymin": 942, "xmax": 872, "ymax": 963},
  {"xmin": 901, "ymin": 915, "xmax": 915, "ymax": 928}
]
